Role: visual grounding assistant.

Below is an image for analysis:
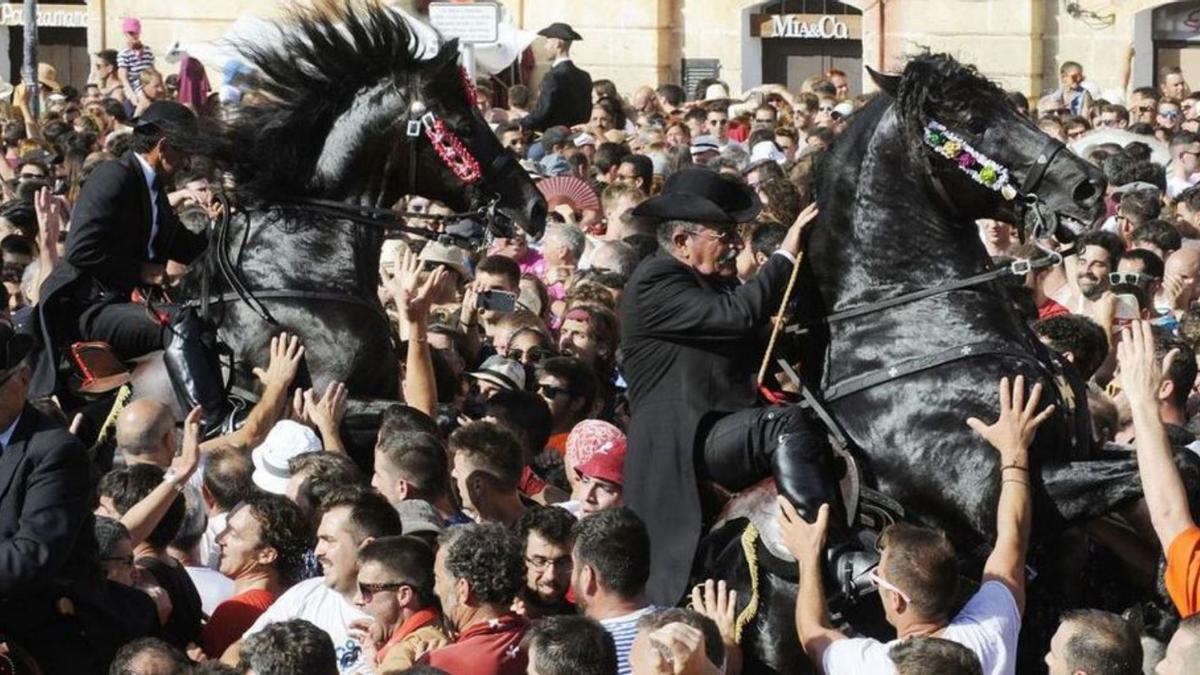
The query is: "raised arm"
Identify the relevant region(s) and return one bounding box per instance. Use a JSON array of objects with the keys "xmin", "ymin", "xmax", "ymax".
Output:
[
  {"xmin": 122, "ymin": 407, "xmax": 201, "ymax": 545},
  {"xmin": 385, "ymin": 247, "xmax": 451, "ymax": 417},
  {"xmin": 966, "ymin": 375, "xmax": 1054, "ymax": 615},
  {"xmin": 200, "ymin": 332, "xmax": 305, "ymax": 453},
  {"xmin": 777, "ymin": 500, "xmax": 847, "ymax": 670},
  {"xmin": 1117, "ymin": 320, "xmax": 1196, "ymax": 551}
]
